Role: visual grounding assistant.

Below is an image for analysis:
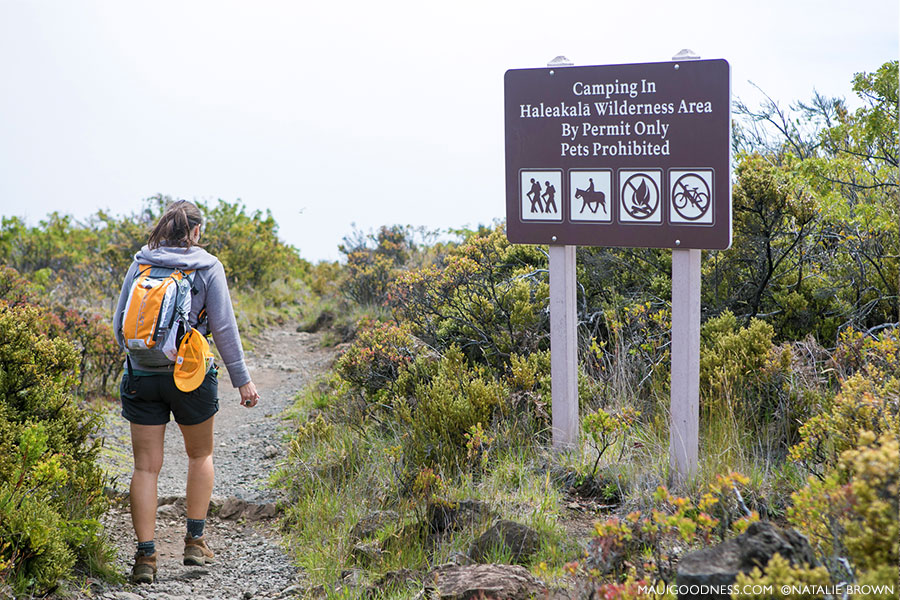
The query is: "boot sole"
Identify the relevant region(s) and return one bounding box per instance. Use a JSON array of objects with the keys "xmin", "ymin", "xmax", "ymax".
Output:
[{"xmin": 183, "ymin": 554, "xmax": 214, "ymax": 566}]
